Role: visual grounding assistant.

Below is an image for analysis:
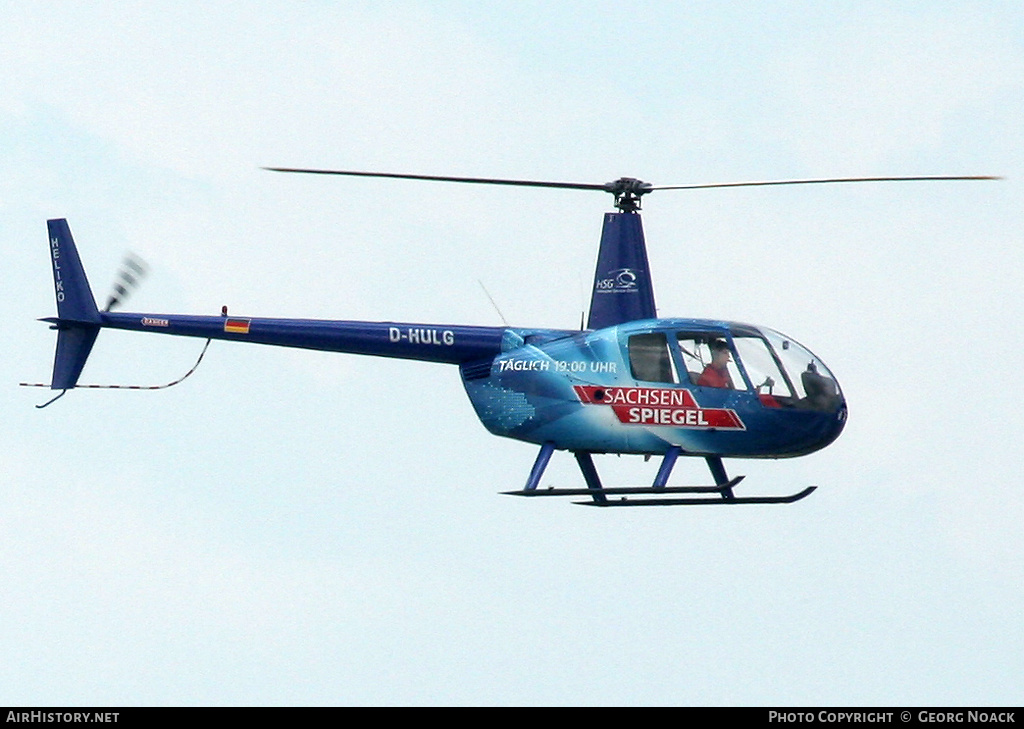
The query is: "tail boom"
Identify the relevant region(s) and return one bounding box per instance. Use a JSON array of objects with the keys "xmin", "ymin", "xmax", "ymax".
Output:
[
  {"xmin": 38, "ymin": 218, "xmax": 521, "ymax": 393},
  {"xmin": 99, "ymin": 312, "xmax": 510, "ymax": 365}
]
